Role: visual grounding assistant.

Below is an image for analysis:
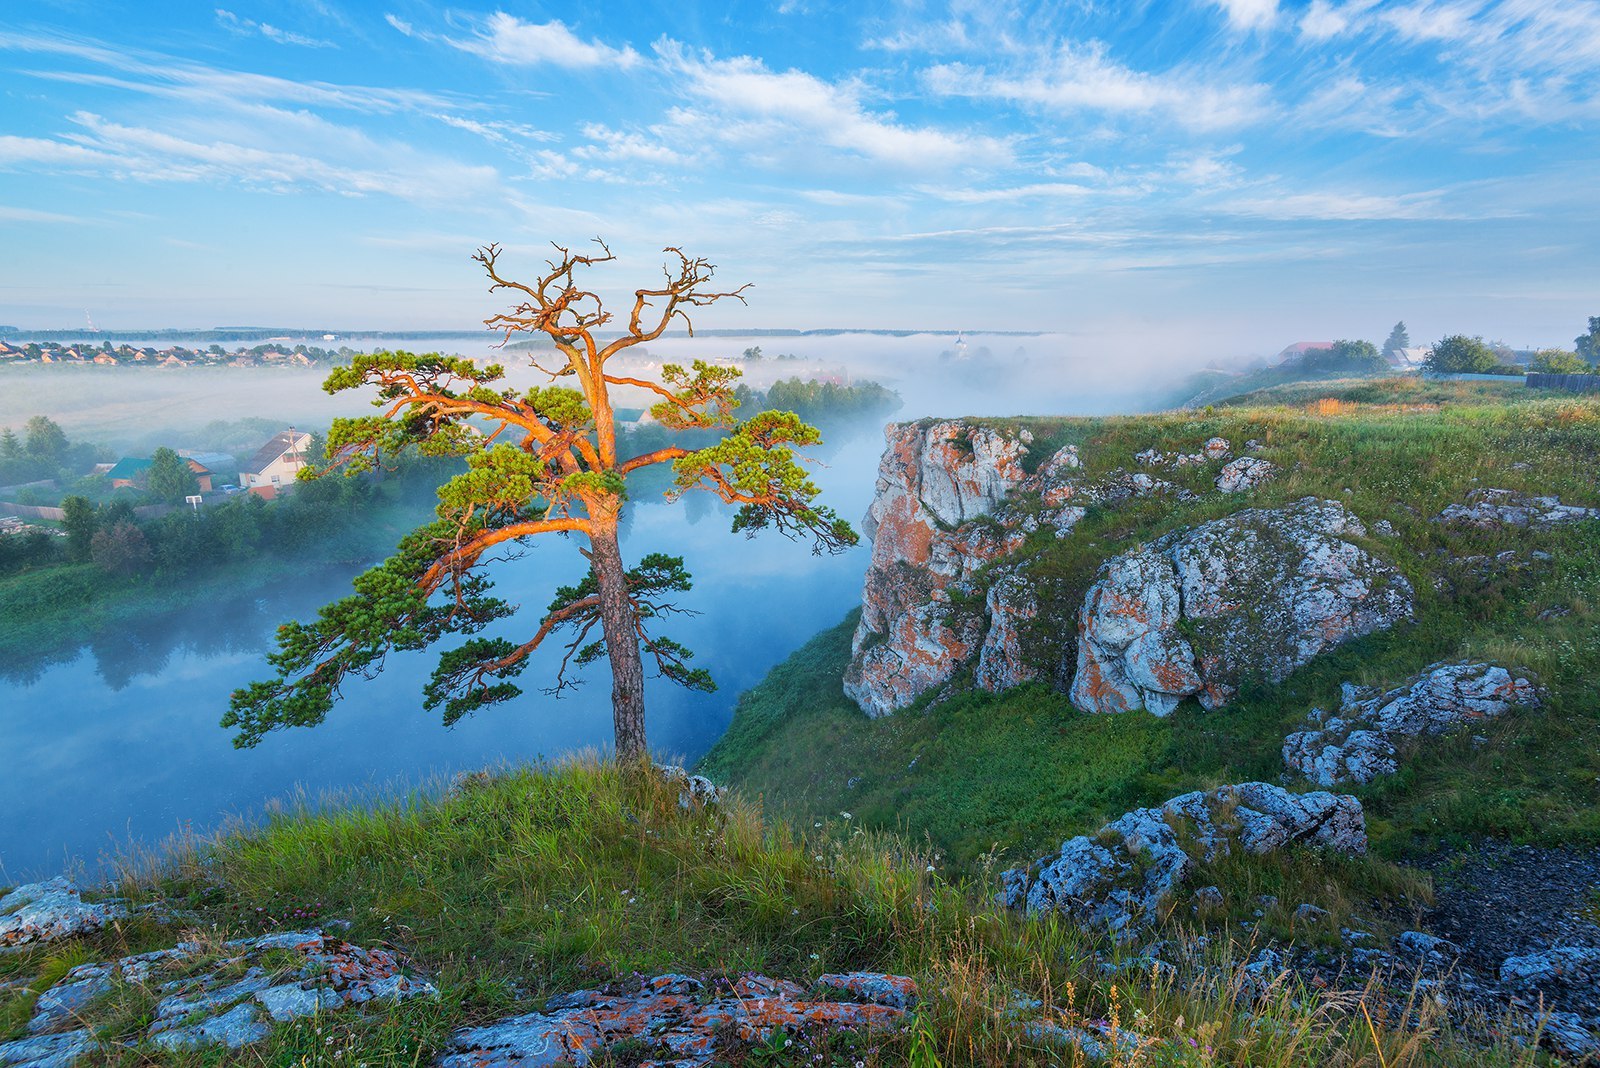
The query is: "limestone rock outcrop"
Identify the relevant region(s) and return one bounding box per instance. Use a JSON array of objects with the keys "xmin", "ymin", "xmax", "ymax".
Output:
[
  {"xmin": 0, "ymin": 878, "xmax": 126, "ymax": 949},
  {"xmin": 1216, "ymin": 456, "xmax": 1278, "ymax": 494},
  {"xmin": 1436, "ymin": 488, "xmax": 1600, "ymax": 529},
  {"xmin": 1071, "ymin": 498, "xmax": 1414, "ymax": 717},
  {"xmin": 845, "ymin": 421, "xmax": 1034, "ymax": 716},
  {"xmin": 974, "ymin": 570, "xmax": 1039, "ymax": 692},
  {"xmin": 997, "ymin": 782, "xmax": 1365, "ymax": 937},
  {"xmin": 440, "ymin": 972, "xmax": 914, "ymax": 1068},
  {"xmin": 1284, "ymin": 662, "xmax": 1540, "ymax": 785},
  {"xmin": 0, "ymin": 928, "xmax": 435, "ymax": 1066}
]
